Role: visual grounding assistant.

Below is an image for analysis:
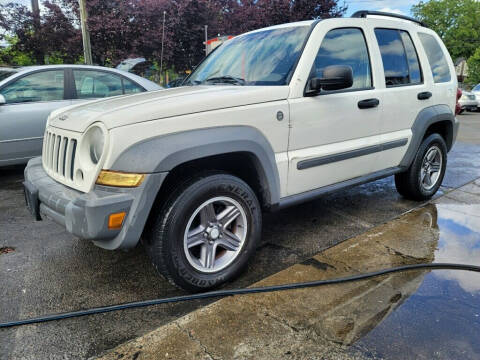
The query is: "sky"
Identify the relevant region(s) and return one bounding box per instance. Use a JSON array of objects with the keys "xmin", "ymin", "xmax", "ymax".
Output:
[{"xmin": 344, "ymin": 0, "xmax": 417, "ymax": 16}]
